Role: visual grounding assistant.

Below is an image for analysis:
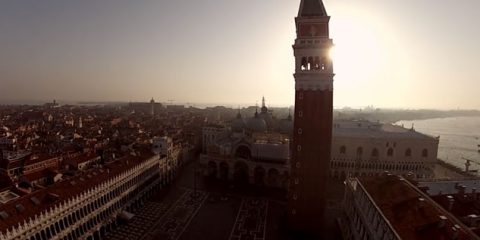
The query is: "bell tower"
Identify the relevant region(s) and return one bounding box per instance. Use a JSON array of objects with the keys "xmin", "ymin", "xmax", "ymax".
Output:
[{"xmin": 288, "ymin": 0, "xmax": 334, "ymax": 235}]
